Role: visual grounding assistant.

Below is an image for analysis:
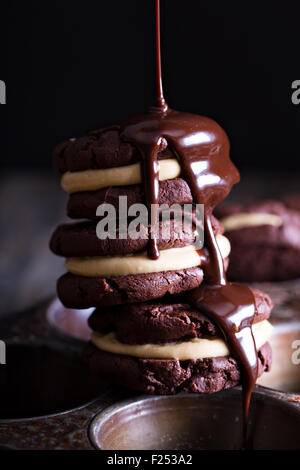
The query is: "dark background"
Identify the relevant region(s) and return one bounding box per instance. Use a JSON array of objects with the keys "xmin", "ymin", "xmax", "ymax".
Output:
[{"xmin": 1, "ymin": 0, "xmax": 300, "ymax": 171}]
